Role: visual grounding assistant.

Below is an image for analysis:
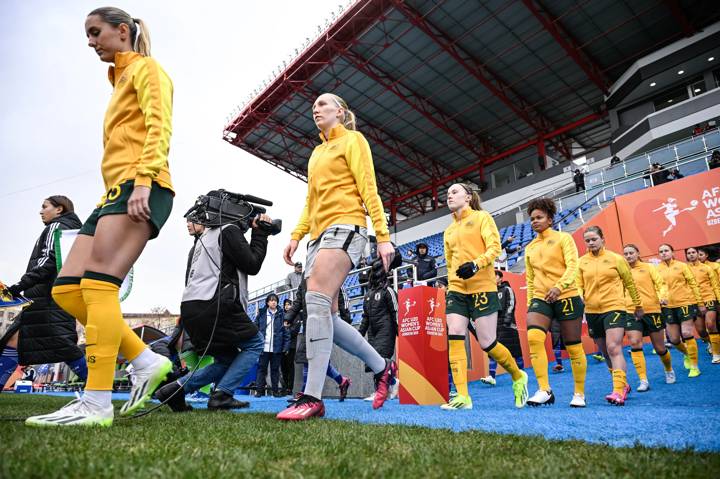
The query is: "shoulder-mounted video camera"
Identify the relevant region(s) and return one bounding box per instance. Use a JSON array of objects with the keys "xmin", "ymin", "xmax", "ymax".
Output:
[{"xmin": 184, "ymin": 189, "xmax": 282, "ymax": 235}]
